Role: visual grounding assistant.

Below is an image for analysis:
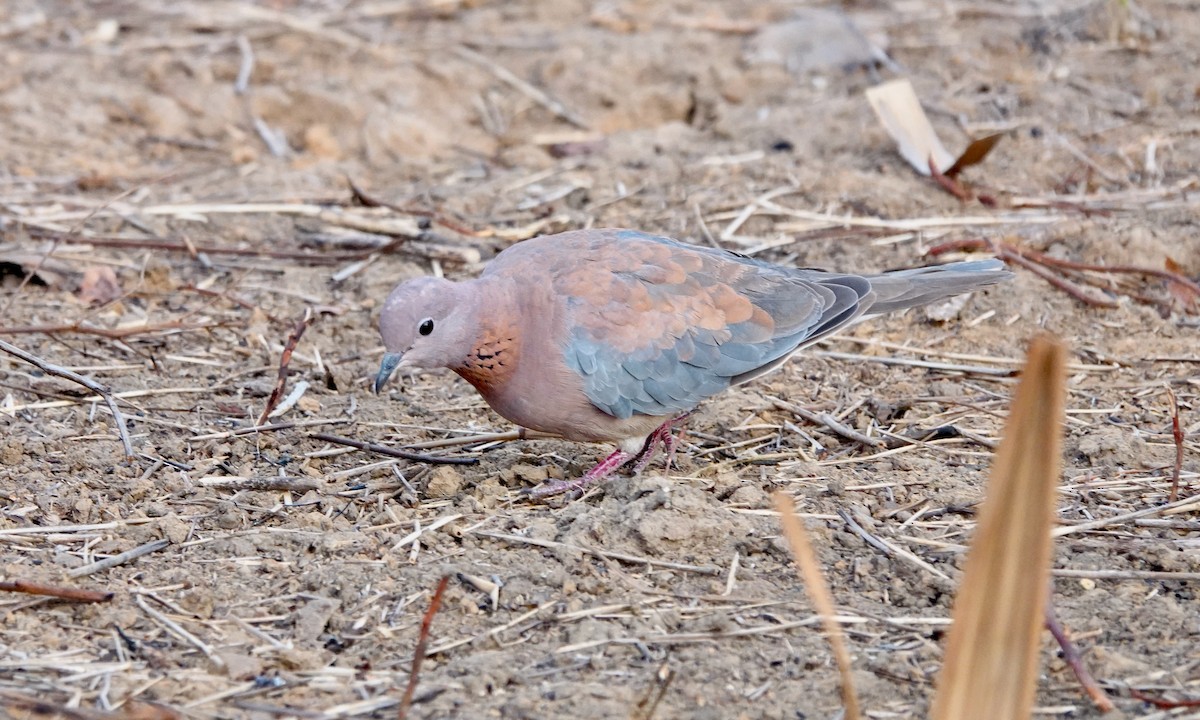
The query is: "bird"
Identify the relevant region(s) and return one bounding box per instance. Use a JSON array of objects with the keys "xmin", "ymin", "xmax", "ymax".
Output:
[{"xmin": 374, "ymin": 228, "xmax": 1011, "ymax": 498}]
